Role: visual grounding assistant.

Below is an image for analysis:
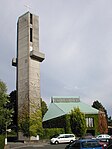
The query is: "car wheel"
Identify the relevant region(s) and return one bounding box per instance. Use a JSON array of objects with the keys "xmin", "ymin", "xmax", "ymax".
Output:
[{"xmin": 55, "ymin": 141, "xmax": 59, "ymax": 144}]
